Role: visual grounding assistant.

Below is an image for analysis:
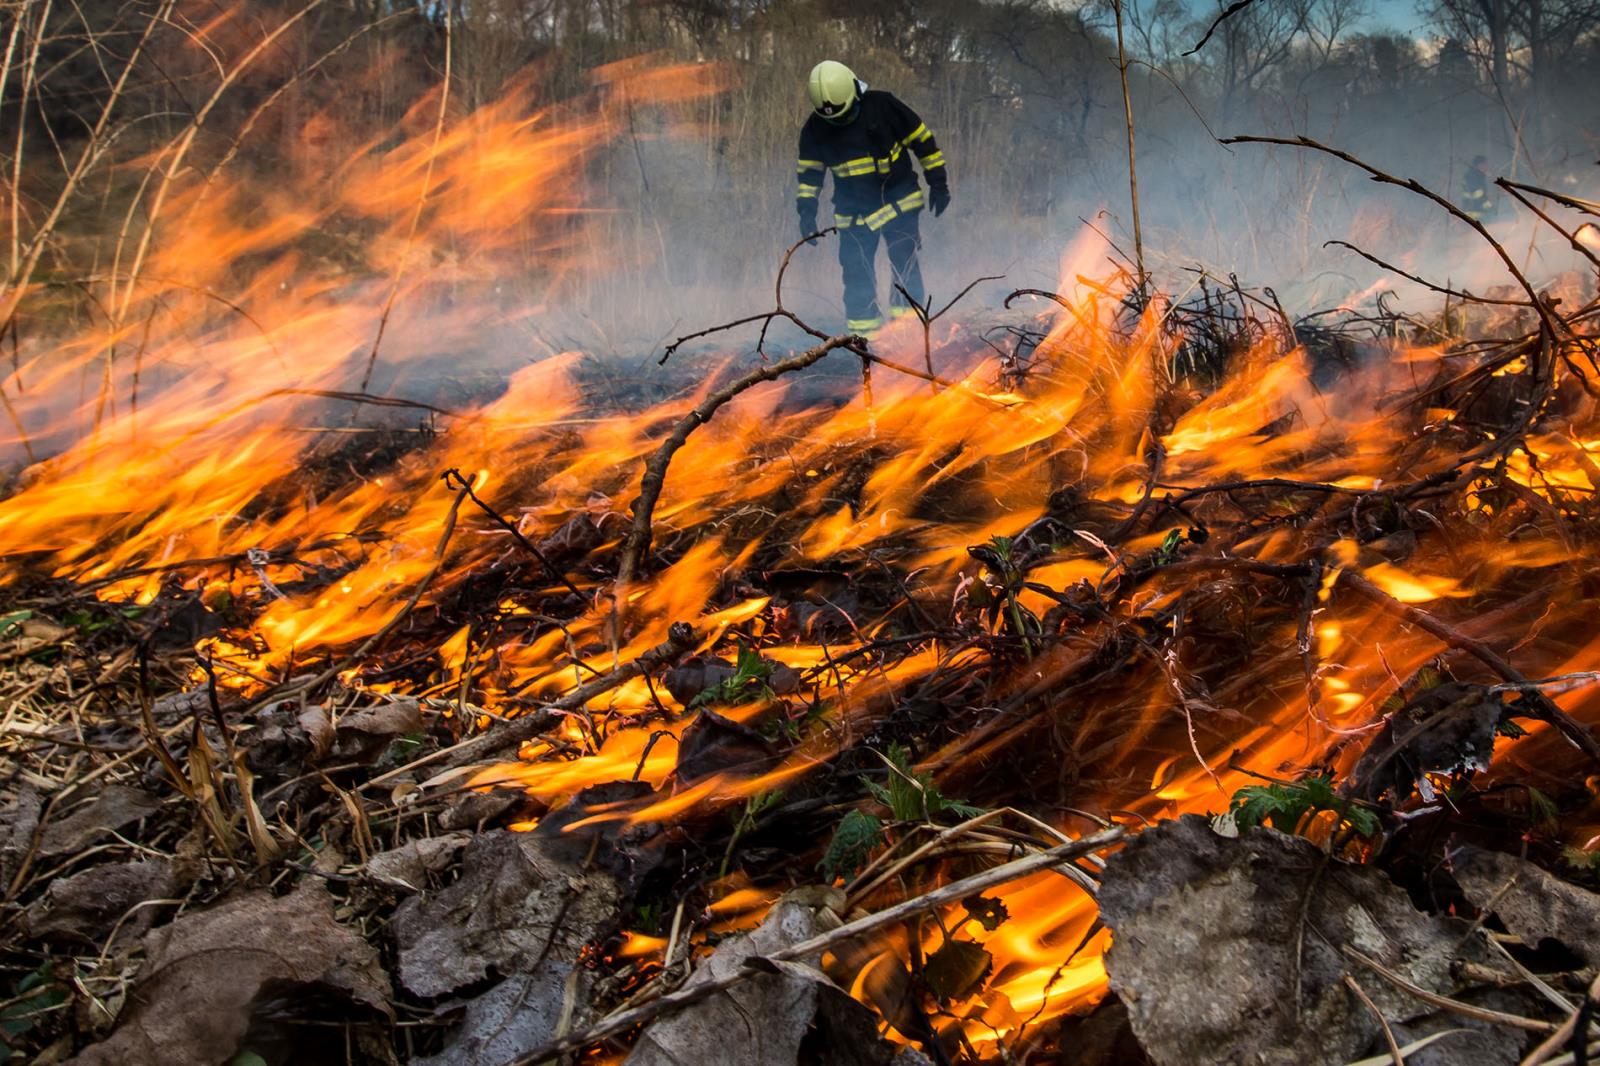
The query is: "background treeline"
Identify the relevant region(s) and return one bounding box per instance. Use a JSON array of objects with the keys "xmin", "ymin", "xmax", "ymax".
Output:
[{"xmin": 4, "ymin": 0, "xmax": 1599, "ymax": 340}]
